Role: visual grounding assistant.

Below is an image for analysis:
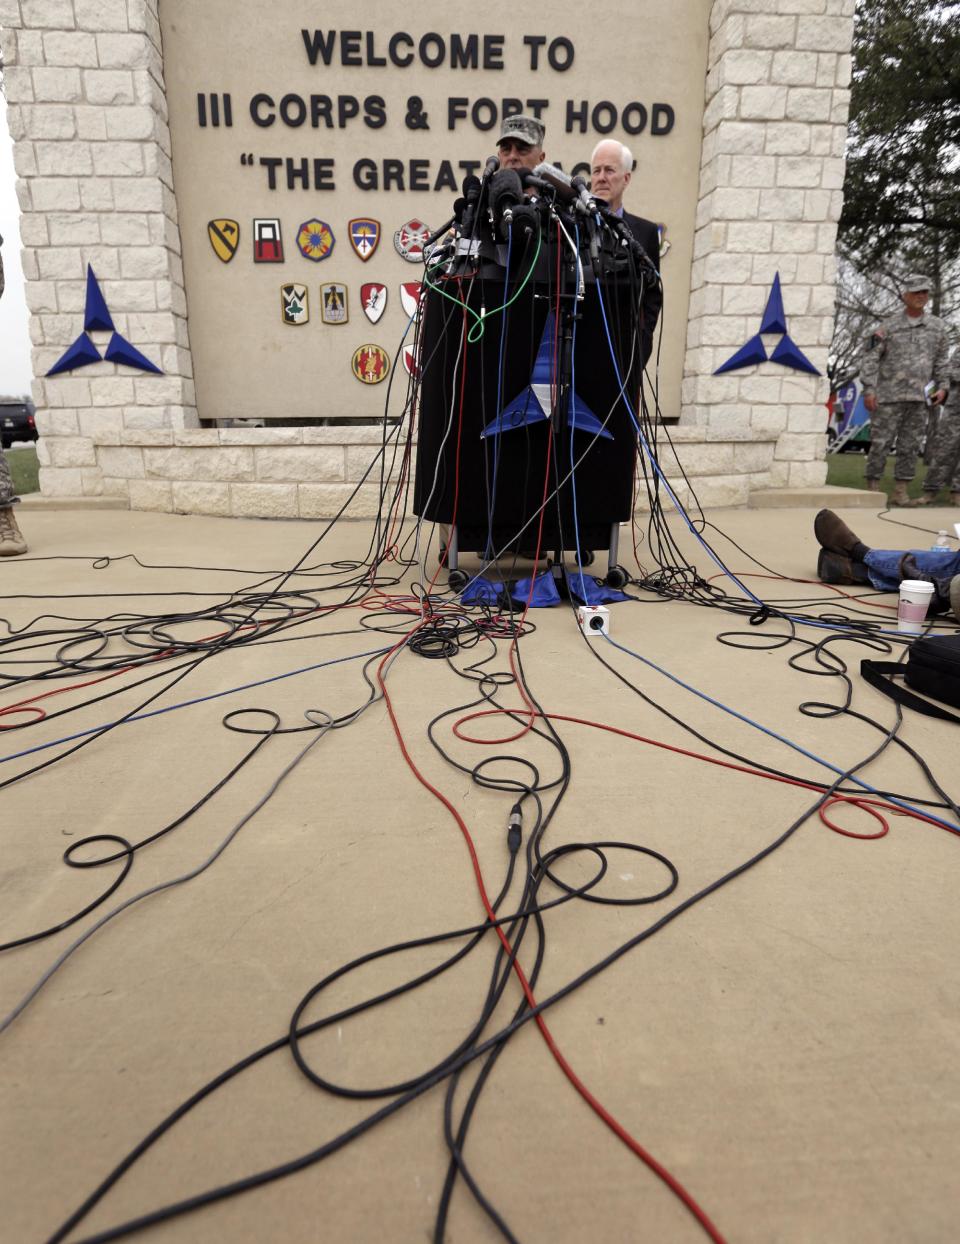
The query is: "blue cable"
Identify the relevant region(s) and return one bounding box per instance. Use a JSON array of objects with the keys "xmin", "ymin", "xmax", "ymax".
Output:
[
  {"xmin": 568, "ymin": 222, "xmax": 590, "ymax": 604},
  {"xmin": 592, "ymin": 273, "xmax": 915, "ymax": 642},
  {"xmin": 603, "ymin": 629, "xmax": 960, "ymax": 835},
  {"xmin": 485, "ymin": 224, "xmax": 513, "ymax": 556},
  {"xmin": 0, "ymin": 644, "xmax": 392, "ymax": 767}
]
